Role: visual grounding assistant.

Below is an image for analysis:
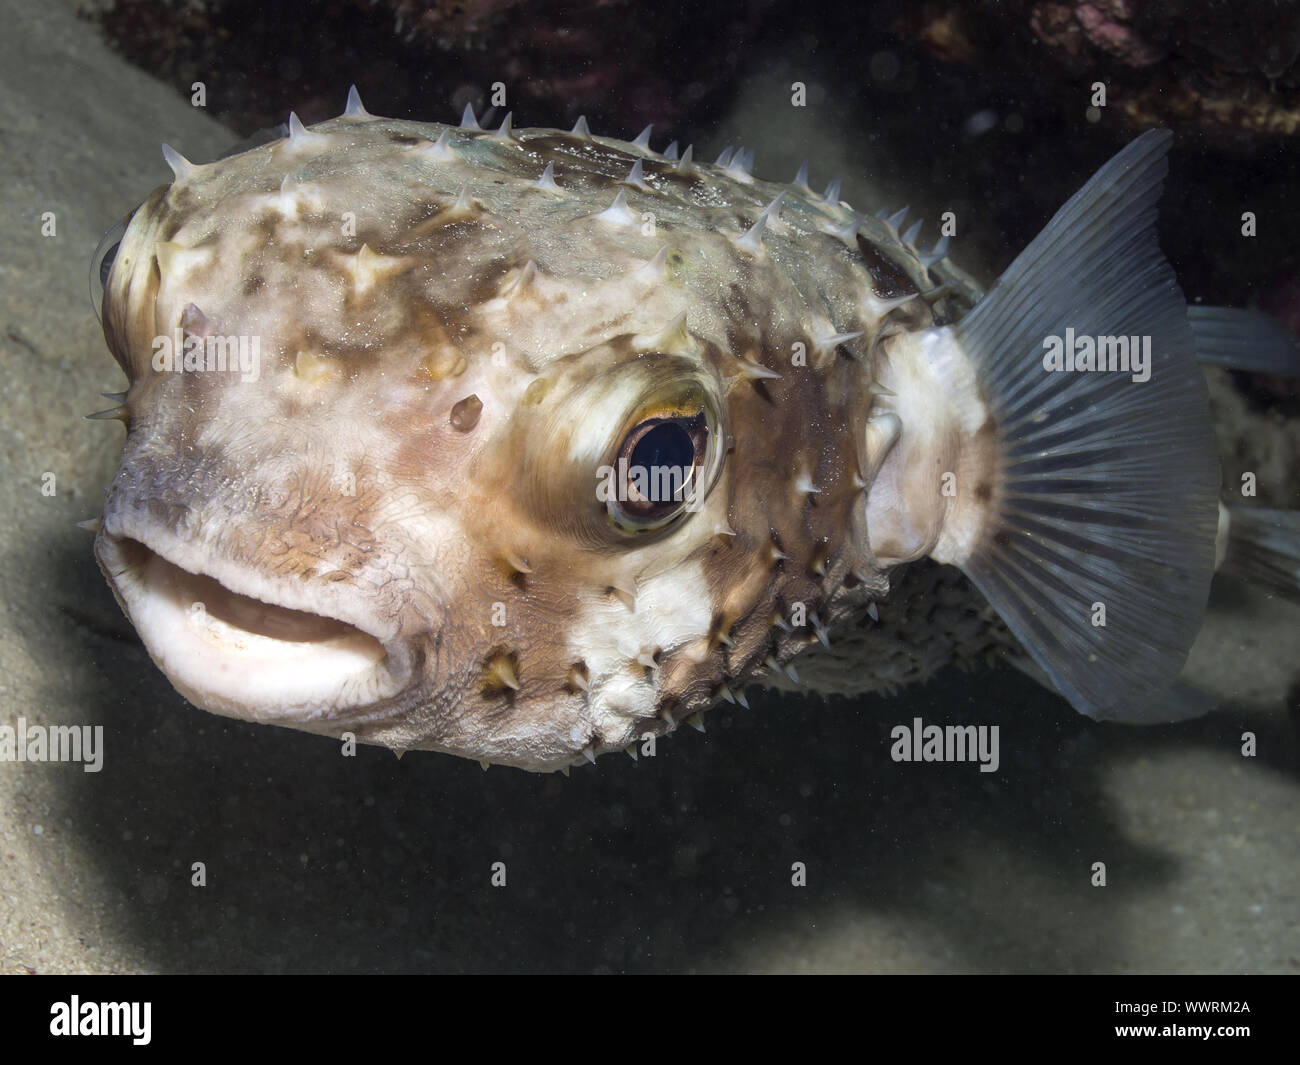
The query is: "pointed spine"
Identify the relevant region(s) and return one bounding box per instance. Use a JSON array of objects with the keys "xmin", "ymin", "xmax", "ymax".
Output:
[
  {"xmin": 593, "ymin": 188, "xmax": 639, "ymax": 227},
  {"xmin": 343, "ymin": 84, "xmax": 371, "ymax": 118},
  {"xmin": 622, "ymin": 158, "xmax": 647, "ymax": 189},
  {"xmin": 535, "ymin": 161, "xmax": 559, "ymax": 190},
  {"xmin": 160, "ymin": 143, "xmax": 195, "ymax": 181}
]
